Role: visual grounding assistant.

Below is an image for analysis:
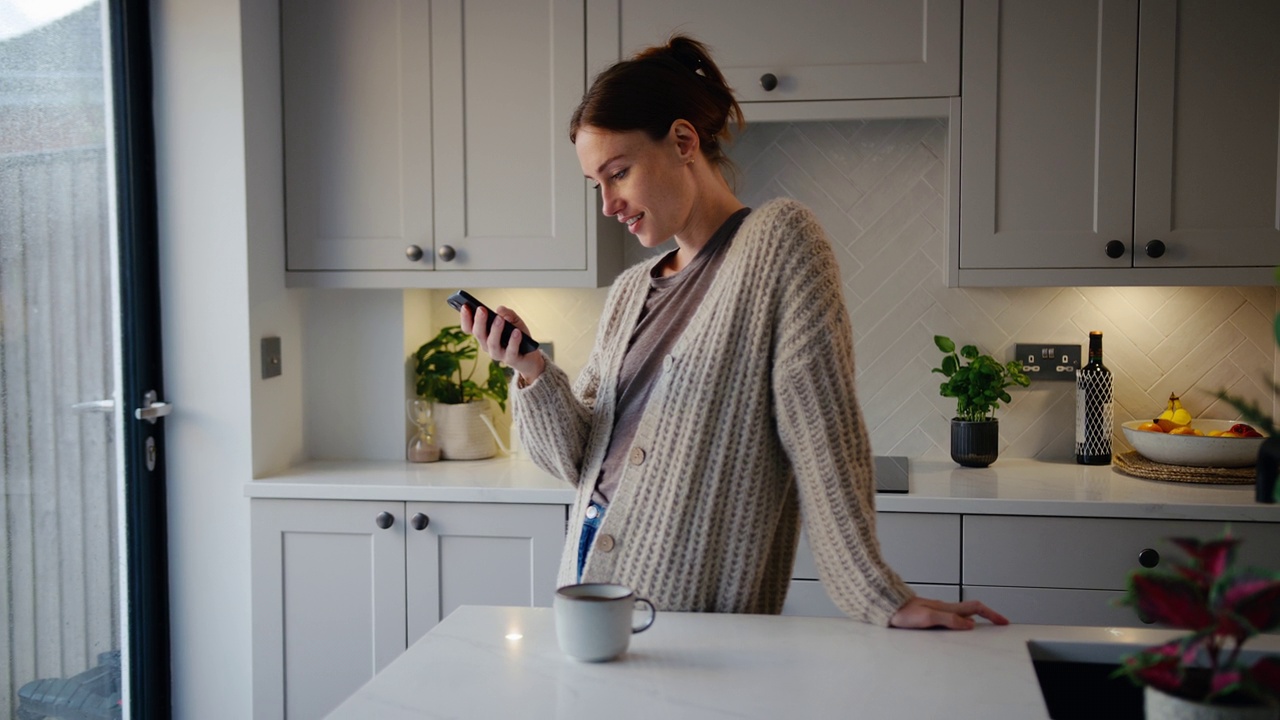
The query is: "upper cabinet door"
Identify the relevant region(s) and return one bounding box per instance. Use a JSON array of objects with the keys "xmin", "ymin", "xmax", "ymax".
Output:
[
  {"xmin": 1133, "ymin": 1, "xmax": 1280, "ymax": 269},
  {"xmin": 282, "ymin": 0, "xmax": 433, "ymax": 271},
  {"xmin": 590, "ymin": 0, "xmax": 960, "ymax": 101},
  {"xmin": 959, "ymin": 0, "xmax": 1139, "ymax": 270},
  {"xmin": 430, "ymin": 0, "xmax": 588, "ymax": 271}
]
